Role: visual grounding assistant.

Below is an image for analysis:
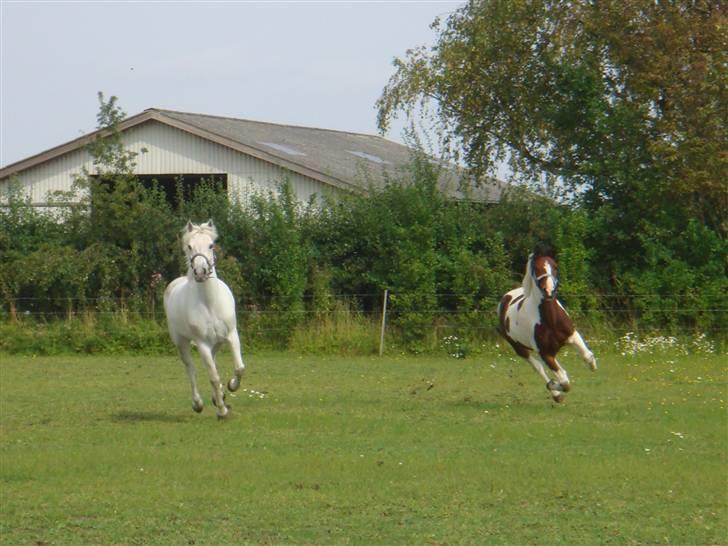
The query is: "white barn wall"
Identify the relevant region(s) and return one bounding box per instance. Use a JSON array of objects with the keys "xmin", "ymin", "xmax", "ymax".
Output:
[
  {"xmin": 3, "ymin": 121, "xmax": 336, "ymax": 207},
  {"xmin": 5, "ymin": 147, "xmax": 88, "ymax": 204}
]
